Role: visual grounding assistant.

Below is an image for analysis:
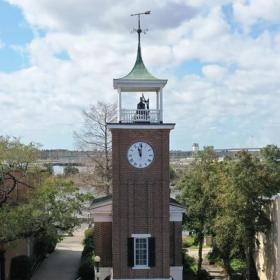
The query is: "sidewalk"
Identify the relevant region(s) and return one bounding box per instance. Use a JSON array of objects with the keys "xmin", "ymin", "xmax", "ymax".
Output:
[{"xmin": 32, "ymin": 225, "xmax": 86, "ymax": 280}]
